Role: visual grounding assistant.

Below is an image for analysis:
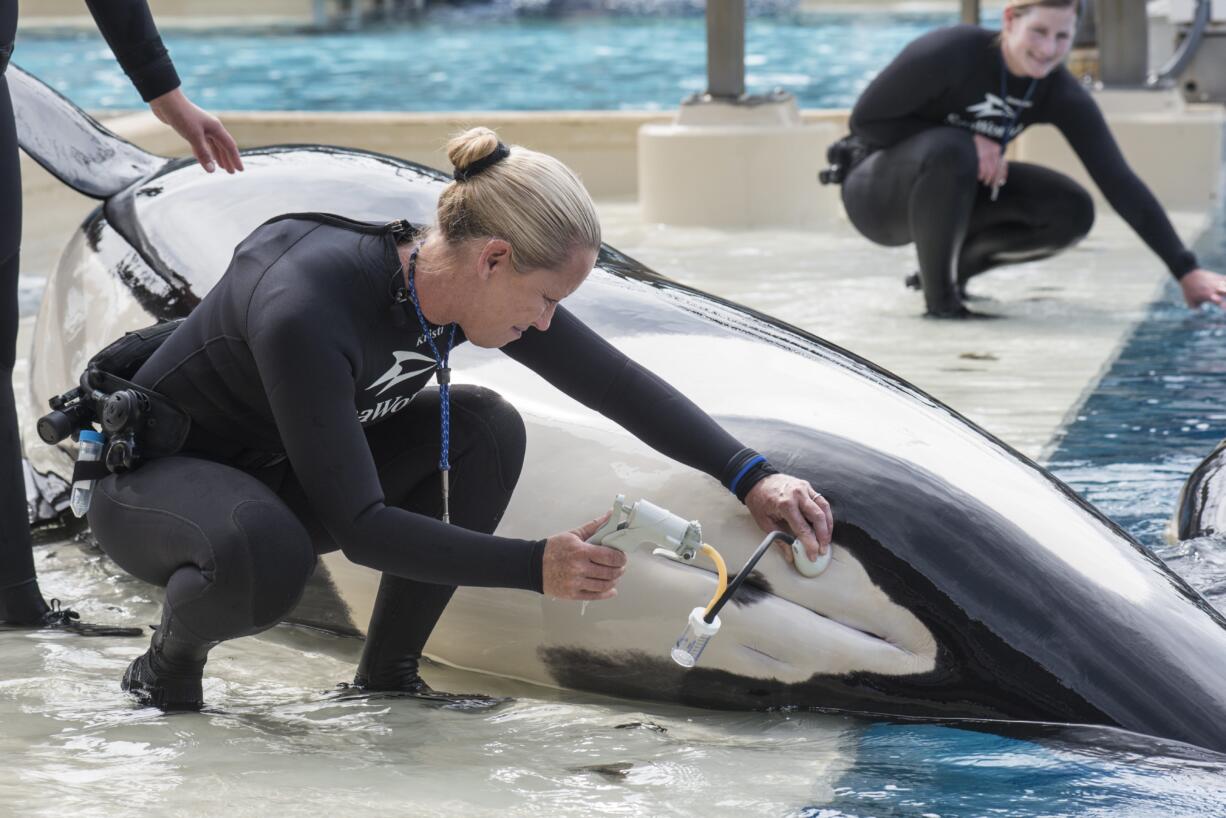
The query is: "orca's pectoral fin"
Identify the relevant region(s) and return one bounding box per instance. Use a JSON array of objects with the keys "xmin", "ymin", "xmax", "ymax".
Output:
[{"xmin": 8, "ymin": 63, "xmax": 168, "ymax": 200}]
